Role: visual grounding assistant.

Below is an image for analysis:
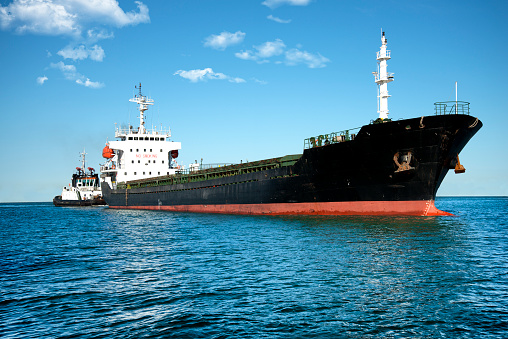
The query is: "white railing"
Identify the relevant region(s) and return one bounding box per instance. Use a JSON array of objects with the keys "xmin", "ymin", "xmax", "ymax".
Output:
[{"xmin": 115, "ymin": 126, "xmax": 171, "ymax": 137}]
